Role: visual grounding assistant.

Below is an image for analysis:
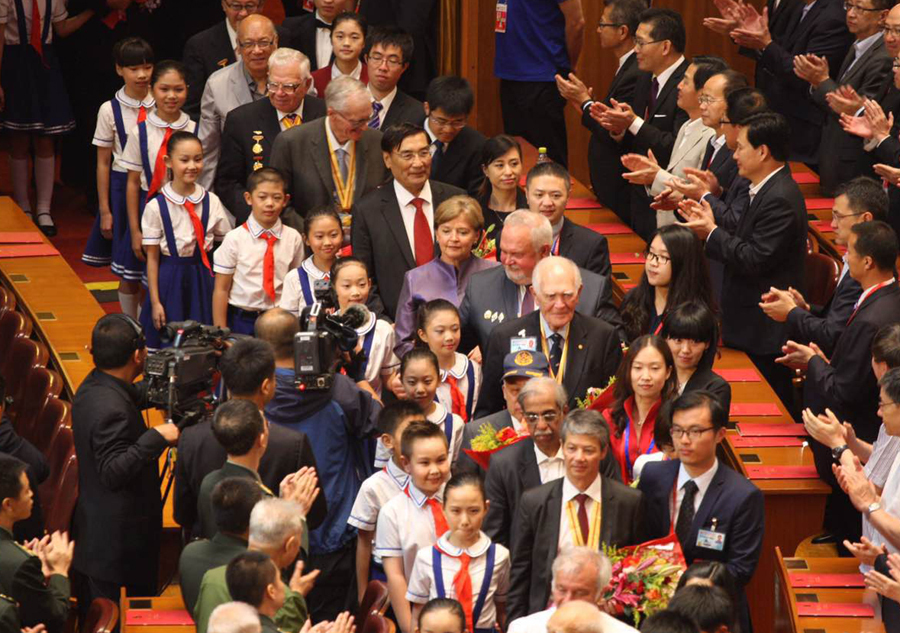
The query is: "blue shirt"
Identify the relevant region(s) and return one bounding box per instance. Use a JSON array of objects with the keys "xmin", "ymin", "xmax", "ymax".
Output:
[
  {"xmin": 265, "ymin": 369, "xmax": 380, "ymax": 554},
  {"xmin": 494, "ymin": 0, "xmax": 571, "ymax": 82}
]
